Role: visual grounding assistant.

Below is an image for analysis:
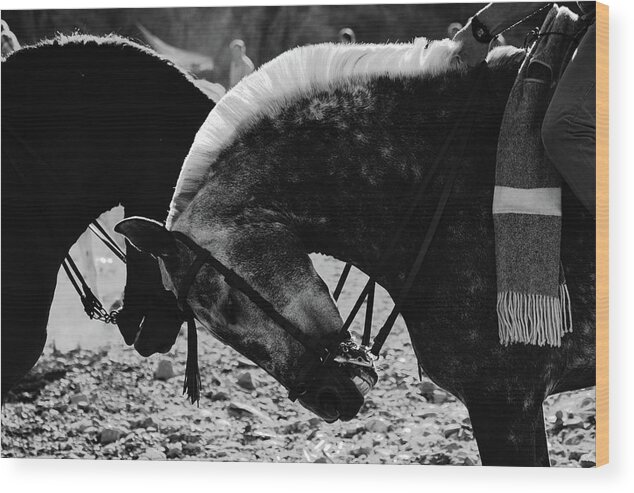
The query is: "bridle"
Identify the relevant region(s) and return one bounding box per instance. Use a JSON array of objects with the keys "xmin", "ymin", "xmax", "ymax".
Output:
[
  {"xmin": 171, "ymin": 230, "xmax": 349, "ymax": 402},
  {"xmin": 171, "ymin": 62, "xmax": 492, "ymax": 405}
]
